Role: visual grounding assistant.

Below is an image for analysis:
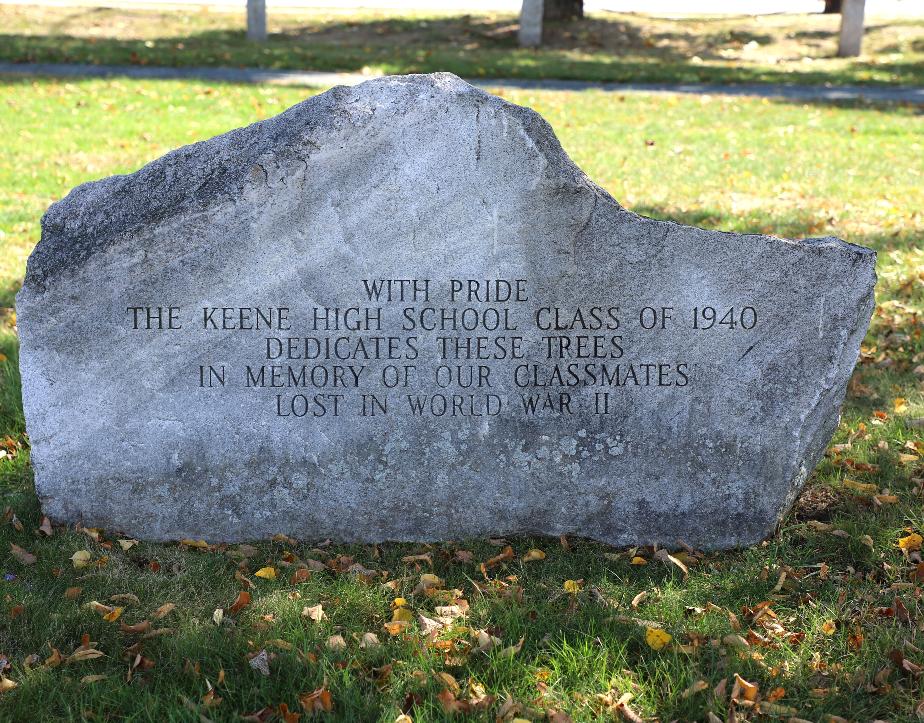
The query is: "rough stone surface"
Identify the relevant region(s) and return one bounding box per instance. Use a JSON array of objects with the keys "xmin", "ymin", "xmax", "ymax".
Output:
[{"xmin": 17, "ymin": 73, "xmax": 876, "ymax": 548}]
